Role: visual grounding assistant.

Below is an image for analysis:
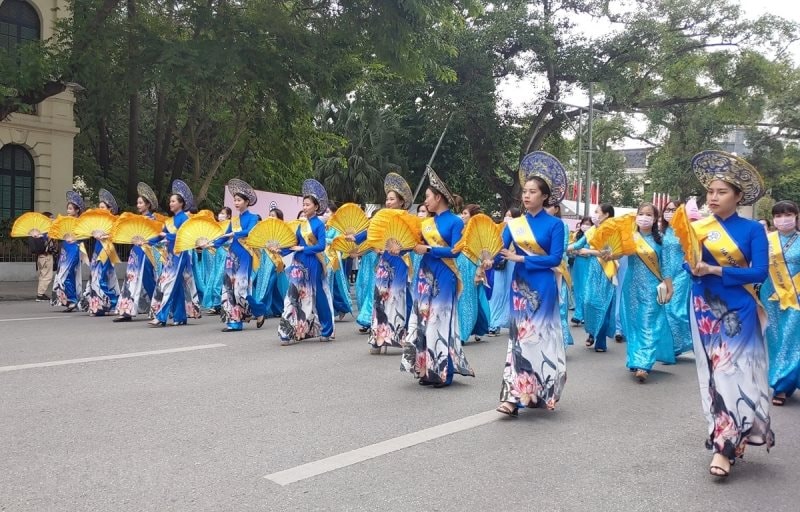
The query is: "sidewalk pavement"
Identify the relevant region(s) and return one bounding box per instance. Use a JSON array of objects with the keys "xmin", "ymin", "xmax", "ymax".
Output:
[{"xmin": 0, "ymin": 281, "xmax": 46, "ymax": 301}]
